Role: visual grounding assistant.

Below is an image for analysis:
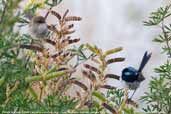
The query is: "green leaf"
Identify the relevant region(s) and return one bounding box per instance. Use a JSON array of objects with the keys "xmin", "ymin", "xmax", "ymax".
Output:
[{"xmin": 92, "ymin": 91, "xmax": 106, "ymax": 102}]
